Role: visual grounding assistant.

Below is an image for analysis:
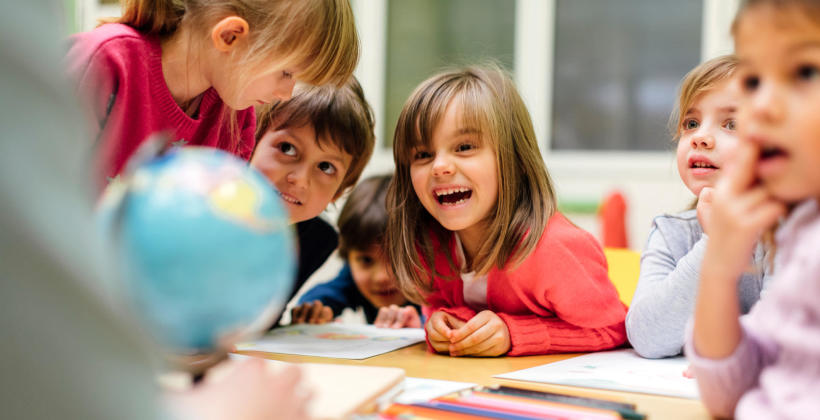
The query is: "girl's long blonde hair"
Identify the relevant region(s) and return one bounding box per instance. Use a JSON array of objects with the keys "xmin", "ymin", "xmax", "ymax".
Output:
[
  {"xmin": 105, "ymin": 0, "xmax": 359, "ymax": 152},
  {"xmin": 386, "ymin": 64, "xmax": 556, "ymax": 304}
]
